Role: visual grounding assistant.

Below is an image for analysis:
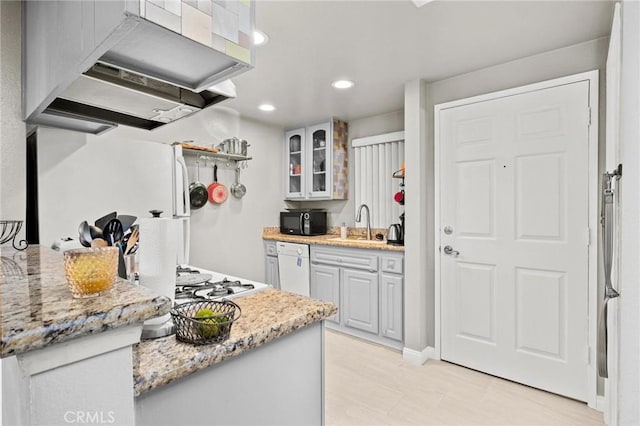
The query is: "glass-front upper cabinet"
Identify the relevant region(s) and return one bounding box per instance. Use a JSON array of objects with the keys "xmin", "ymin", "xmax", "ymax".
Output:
[
  {"xmin": 285, "ymin": 128, "xmax": 305, "ymax": 199},
  {"xmin": 307, "ymin": 122, "xmax": 331, "ymax": 199},
  {"xmin": 284, "ymin": 119, "xmax": 348, "ymax": 201}
]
